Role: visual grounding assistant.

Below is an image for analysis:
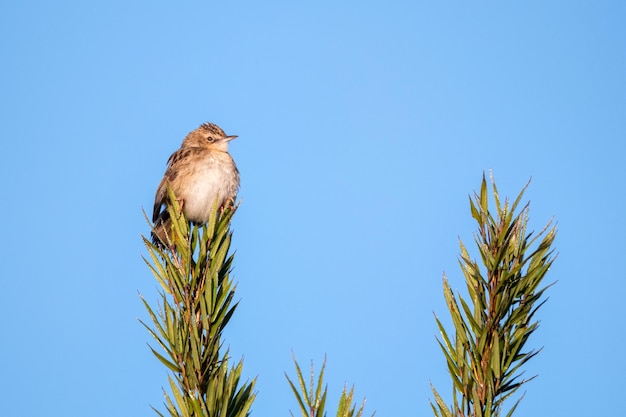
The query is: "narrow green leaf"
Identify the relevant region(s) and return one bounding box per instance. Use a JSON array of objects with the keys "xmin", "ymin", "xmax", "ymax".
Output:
[
  {"xmin": 315, "ymin": 356, "xmax": 327, "ymax": 406},
  {"xmin": 480, "ymin": 173, "xmax": 488, "ymax": 212},
  {"xmin": 286, "ymin": 372, "xmax": 309, "ymax": 417},
  {"xmin": 430, "ymin": 384, "xmax": 453, "ymax": 417},
  {"xmin": 147, "ymin": 344, "xmax": 181, "ymax": 373}
]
